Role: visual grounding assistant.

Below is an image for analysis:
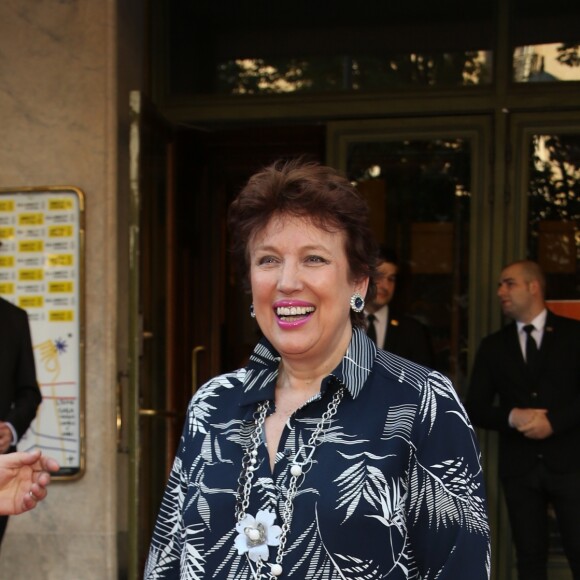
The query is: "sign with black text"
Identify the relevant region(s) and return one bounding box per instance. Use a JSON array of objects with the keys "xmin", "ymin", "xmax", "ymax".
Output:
[{"xmin": 0, "ymin": 187, "xmax": 85, "ymax": 479}]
